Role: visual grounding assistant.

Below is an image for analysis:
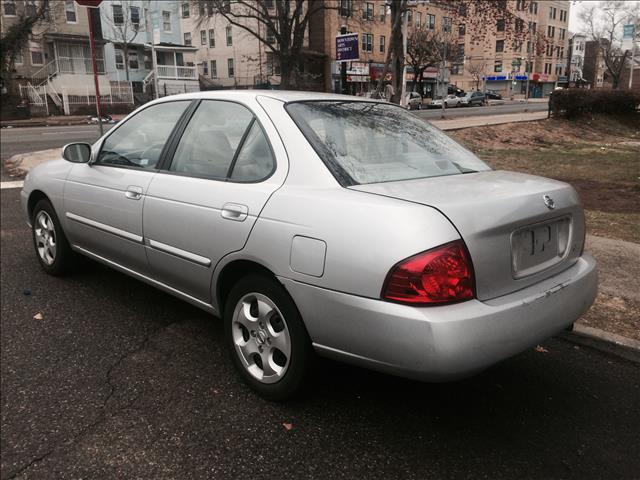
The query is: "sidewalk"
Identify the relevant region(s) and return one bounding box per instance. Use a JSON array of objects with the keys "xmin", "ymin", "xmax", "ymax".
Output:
[{"xmin": 432, "ymin": 111, "xmax": 548, "ymax": 131}]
